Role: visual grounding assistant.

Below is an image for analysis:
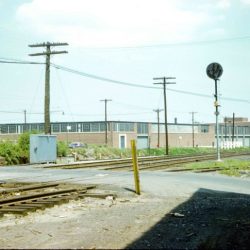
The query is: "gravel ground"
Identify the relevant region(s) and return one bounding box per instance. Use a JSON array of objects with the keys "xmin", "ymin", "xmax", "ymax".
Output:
[
  {"xmin": 0, "ymin": 182, "xmax": 249, "ymax": 249},
  {"xmin": 0, "ymin": 158, "xmax": 250, "ymax": 249}
]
